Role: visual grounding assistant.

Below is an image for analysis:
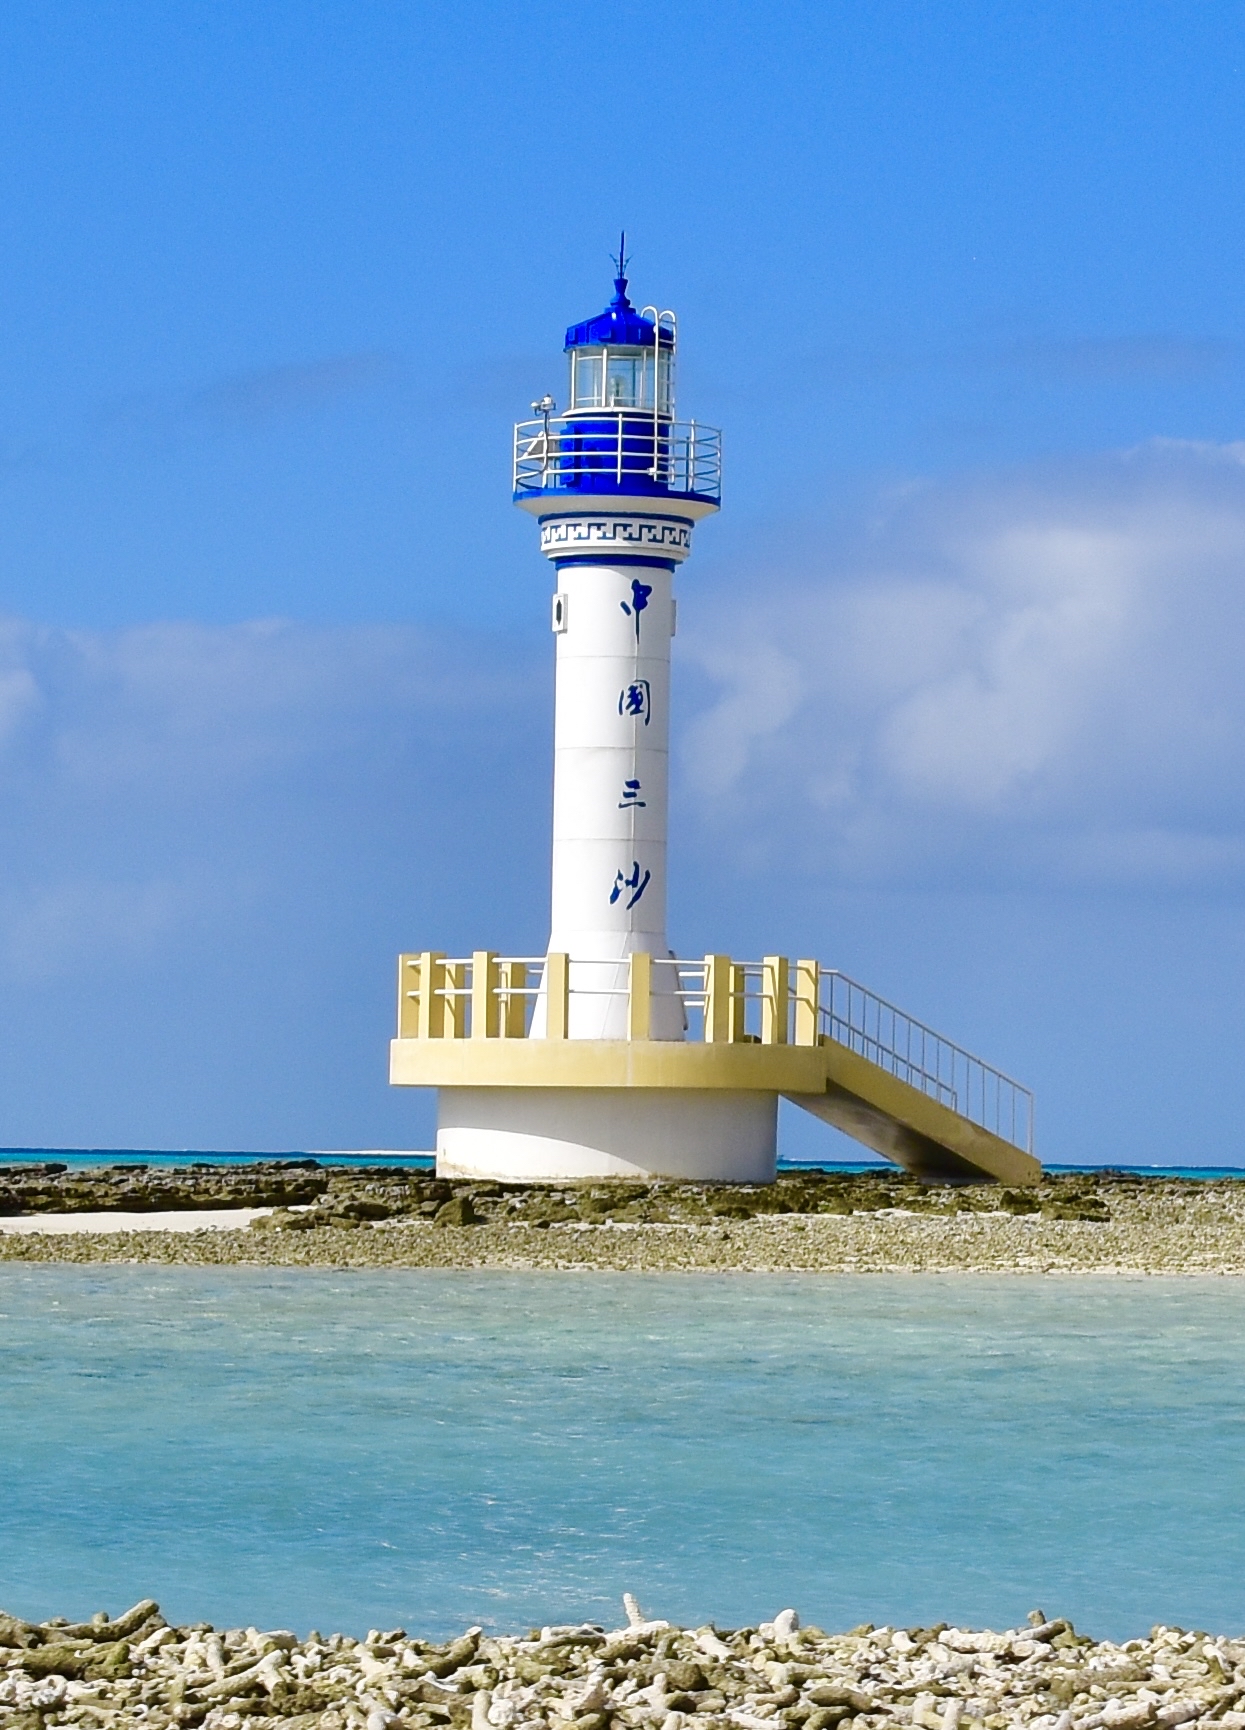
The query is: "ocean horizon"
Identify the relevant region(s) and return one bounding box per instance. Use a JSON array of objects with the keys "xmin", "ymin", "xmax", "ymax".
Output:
[{"xmin": 3, "ymin": 1149, "xmax": 1244, "ymax": 1179}]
